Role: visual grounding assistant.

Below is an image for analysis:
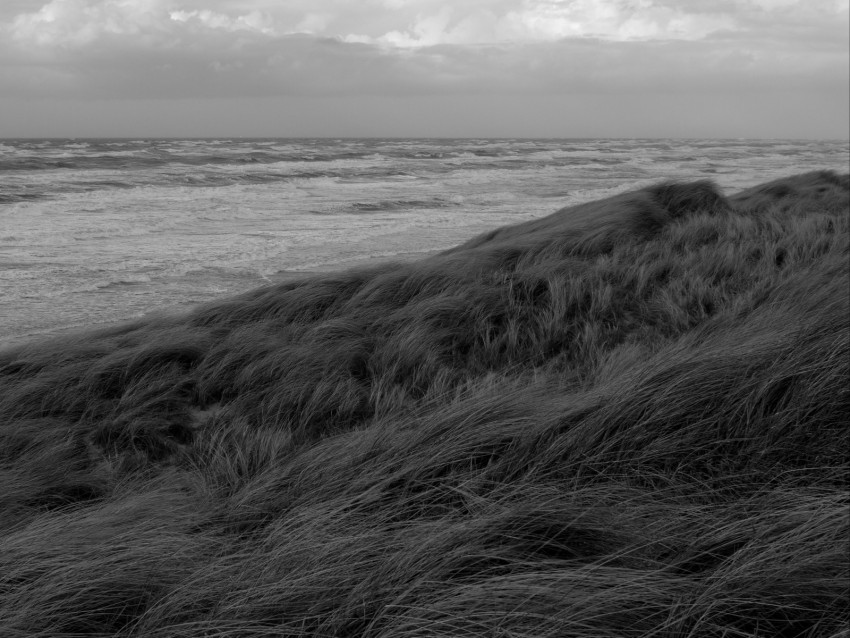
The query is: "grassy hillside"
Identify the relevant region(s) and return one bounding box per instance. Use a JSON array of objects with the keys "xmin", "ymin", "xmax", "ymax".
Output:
[{"xmin": 1, "ymin": 170, "xmax": 848, "ymax": 637}]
